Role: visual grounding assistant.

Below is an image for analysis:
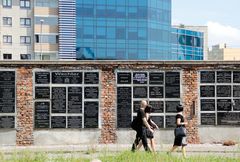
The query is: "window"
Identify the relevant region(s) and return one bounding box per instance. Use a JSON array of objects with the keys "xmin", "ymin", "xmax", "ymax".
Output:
[
  {"xmin": 35, "ymin": 35, "xmax": 58, "ymax": 44},
  {"xmin": 3, "ymin": 53, "xmax": 12, "ymax": 60},
  {"xmin": 3, "ymin": 17, "xmax": 12, "ymax": 25},
  {"xmin": 20, "ymin": 0, "xmax": 30, "ymax": 8},
  {"xmin": 20, "ymin": 36, "xmax": 31, "ymax": 44},
  {"xmin": 20, "ymin": 18, "xmax": 31, "ymax": 26},
  {"xmin": 3, "ymin": 35, "xmax": 12, "ymax": 43},
  {"xmin": 20, "ymin": 54, "xmax": 31, "ymax": 60},
  {"xmin": 2, "ymin": 0, "xmax": 12, "ymax": 7}
]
